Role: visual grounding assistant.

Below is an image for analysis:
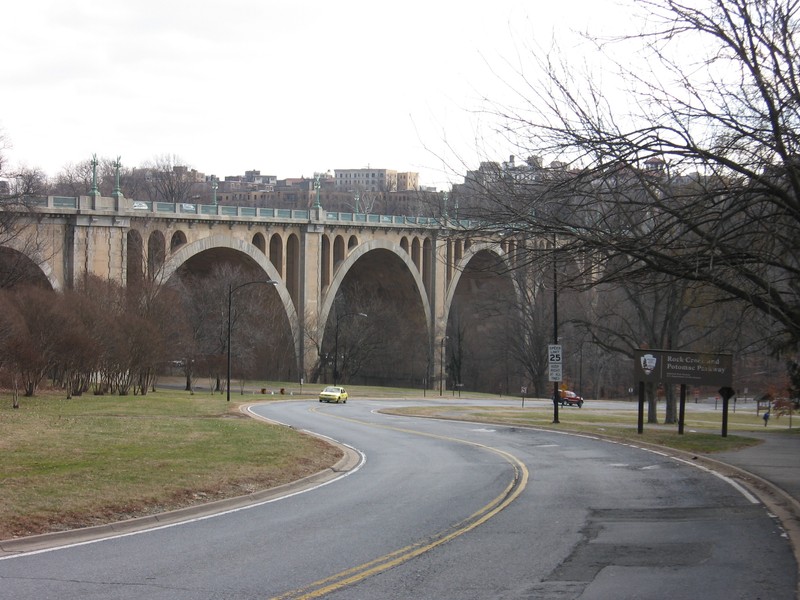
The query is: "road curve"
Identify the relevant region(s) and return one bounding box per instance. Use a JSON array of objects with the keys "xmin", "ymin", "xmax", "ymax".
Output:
[{"xmin": 0, "ymin": 398, "xmax": 795, "ymax": 599}]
